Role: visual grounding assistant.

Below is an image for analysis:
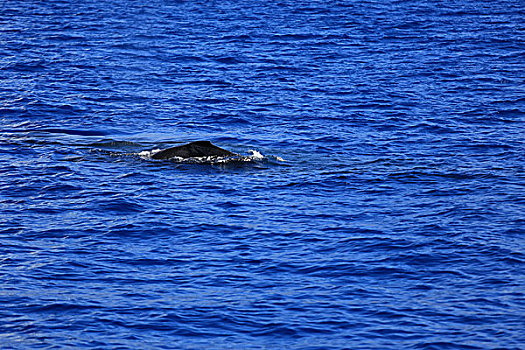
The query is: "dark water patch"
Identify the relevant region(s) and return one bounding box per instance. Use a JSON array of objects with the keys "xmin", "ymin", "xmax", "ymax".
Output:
[
  {"xmin": 1, "ymin": 128, "xmax": 108, "ymax": 137},
  {"xmin": 88, "ymin": 139, "xmax": 145, "ymax": 148},
  {"xmin": 180, "ymin": 78, "xmax": 234, "ymax": 87},
  {"xmin": 5, "ymin": 59, "xmax": 47, "ymax": 72}
]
